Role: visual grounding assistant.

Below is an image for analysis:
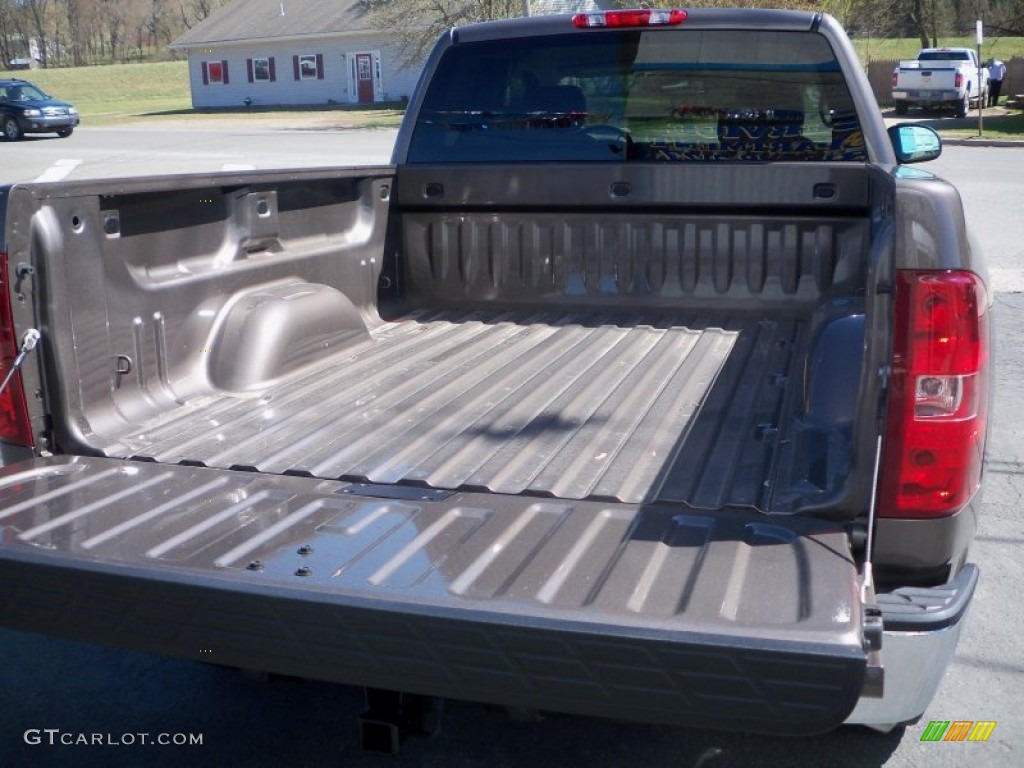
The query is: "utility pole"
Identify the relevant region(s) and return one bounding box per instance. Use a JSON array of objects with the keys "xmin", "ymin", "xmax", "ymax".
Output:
[
  {"xmin": 976, "ymin": 19, "xmax": 983, "ymax": 137},
  {"xmin": 522, "ymin": 1, "xmax": 531, "ymax": 16}
]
